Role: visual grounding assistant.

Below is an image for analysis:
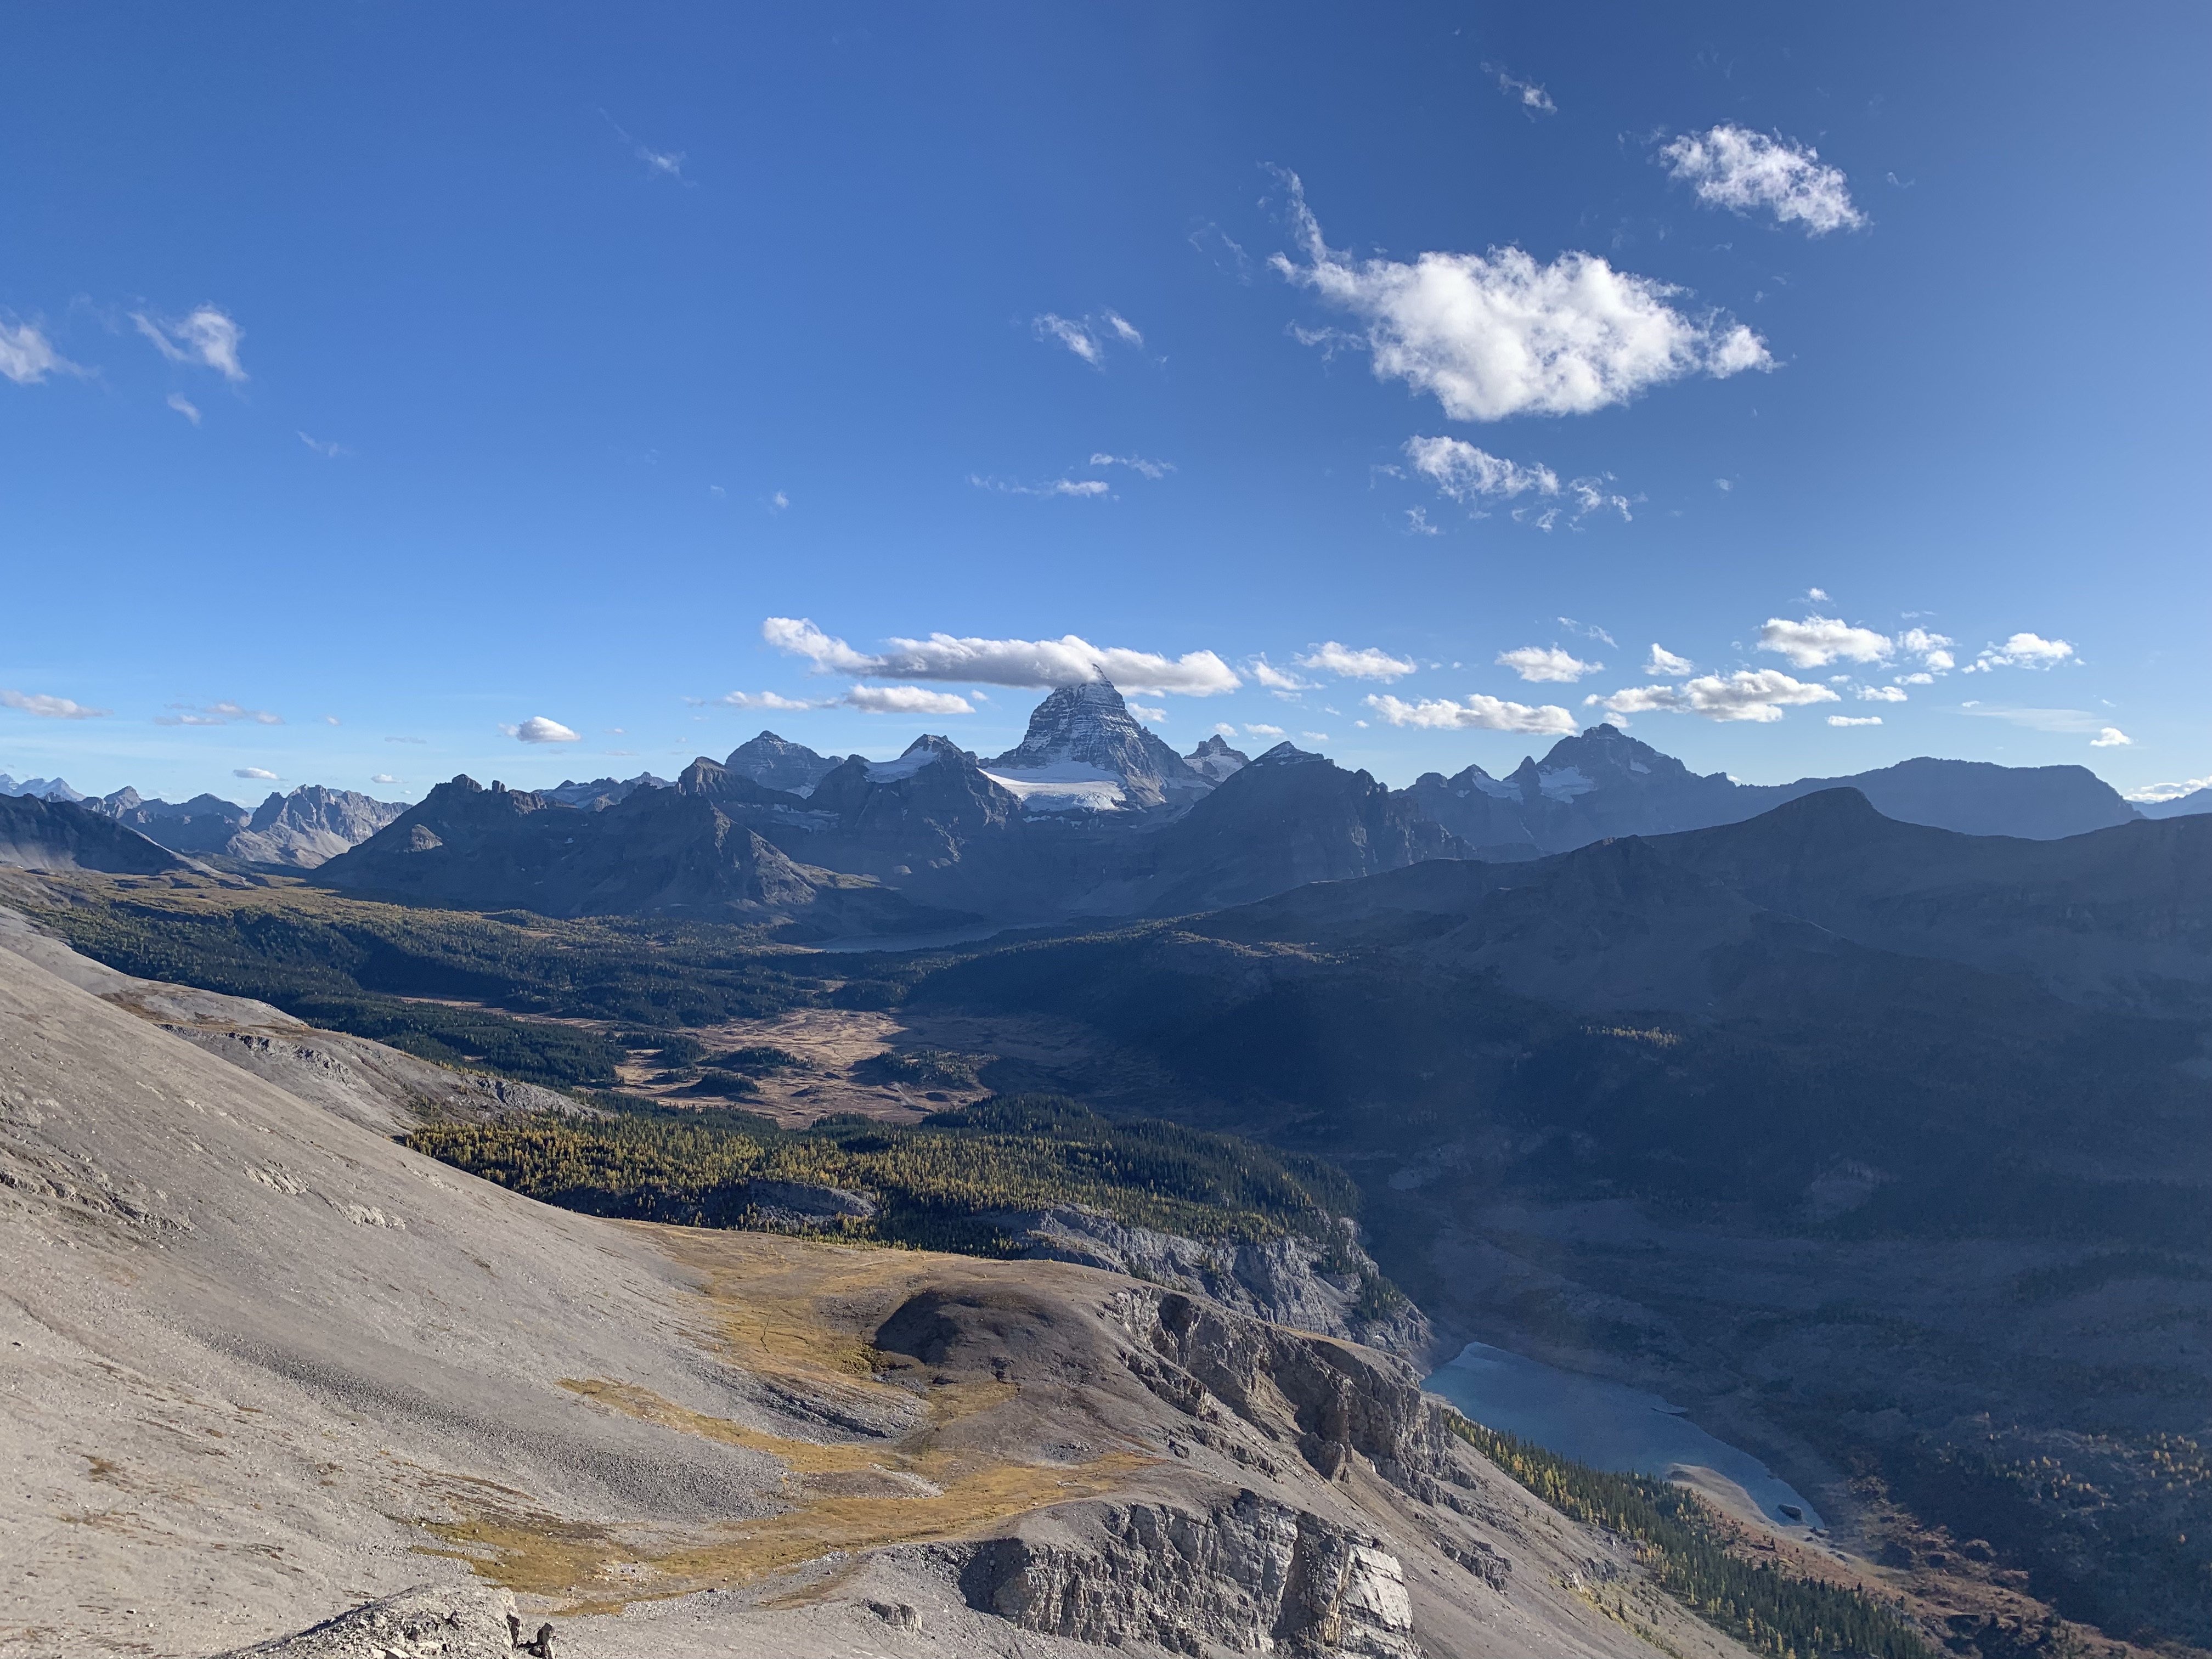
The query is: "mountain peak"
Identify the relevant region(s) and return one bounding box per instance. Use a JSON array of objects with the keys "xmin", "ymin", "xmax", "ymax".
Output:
[
  {"xmin": 983, "ymin": 680, "xmax": 1206, "ymax": 811},
  {"xmin": 1185, "ymin": 733, "xmax": 1249, "ymax": 783},
  {"xmin": 725, "ymin": 730, "xmax": 843, "ymax": 795}
]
